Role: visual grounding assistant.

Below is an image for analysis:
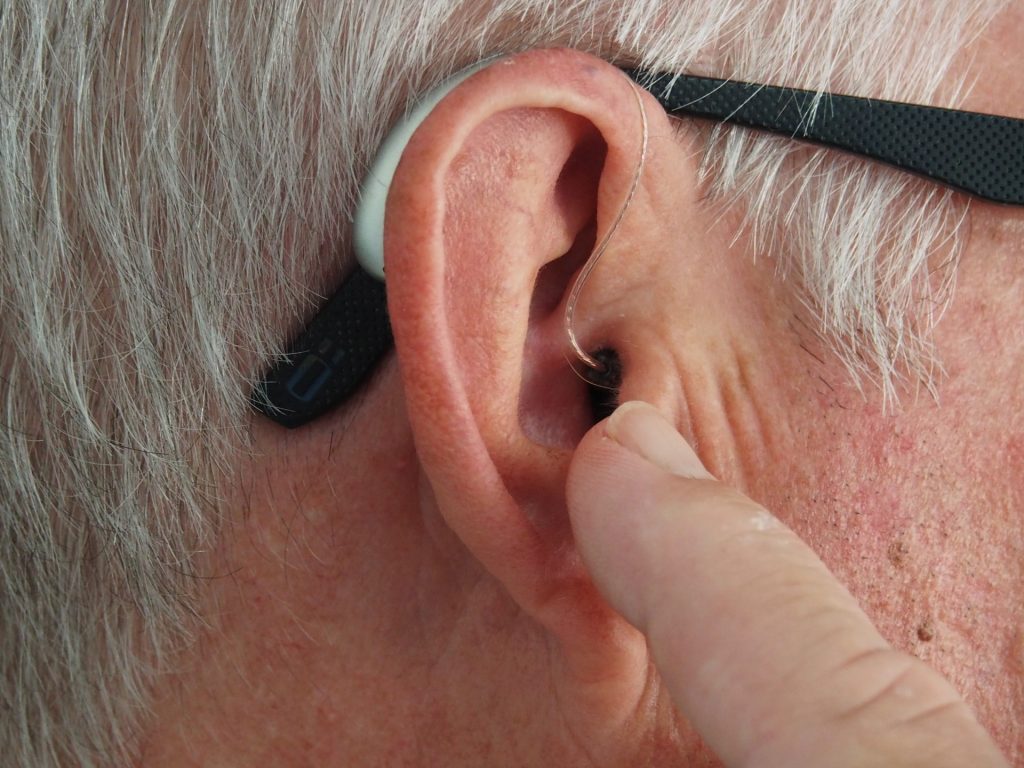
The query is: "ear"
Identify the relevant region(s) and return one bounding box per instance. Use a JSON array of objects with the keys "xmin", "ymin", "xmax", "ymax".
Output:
[{"xmin": 384, "ymin": 49, "xmax": 700, "ymax": 680}]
